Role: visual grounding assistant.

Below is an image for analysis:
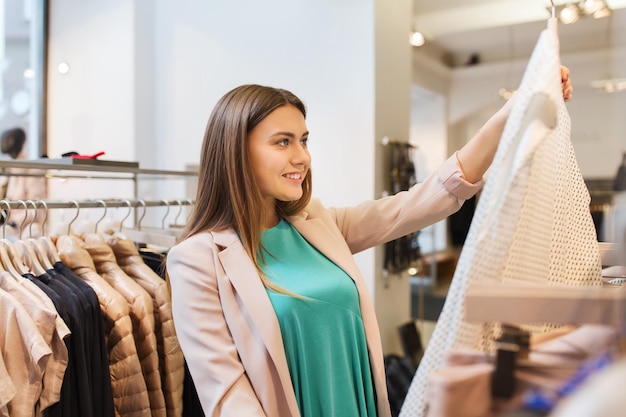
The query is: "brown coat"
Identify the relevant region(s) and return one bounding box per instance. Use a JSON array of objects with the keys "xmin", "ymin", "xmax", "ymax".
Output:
[
  {"xmin": 56, "ymin": 235, "xmax": 151, "ymax": 417},
  {"xmin": 108, "ymin": 235, "xmax": 184, "ymax": 417},
  {"xmin": 83, "ymin": 234, "xmax": 167, "ymax": 417}
]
